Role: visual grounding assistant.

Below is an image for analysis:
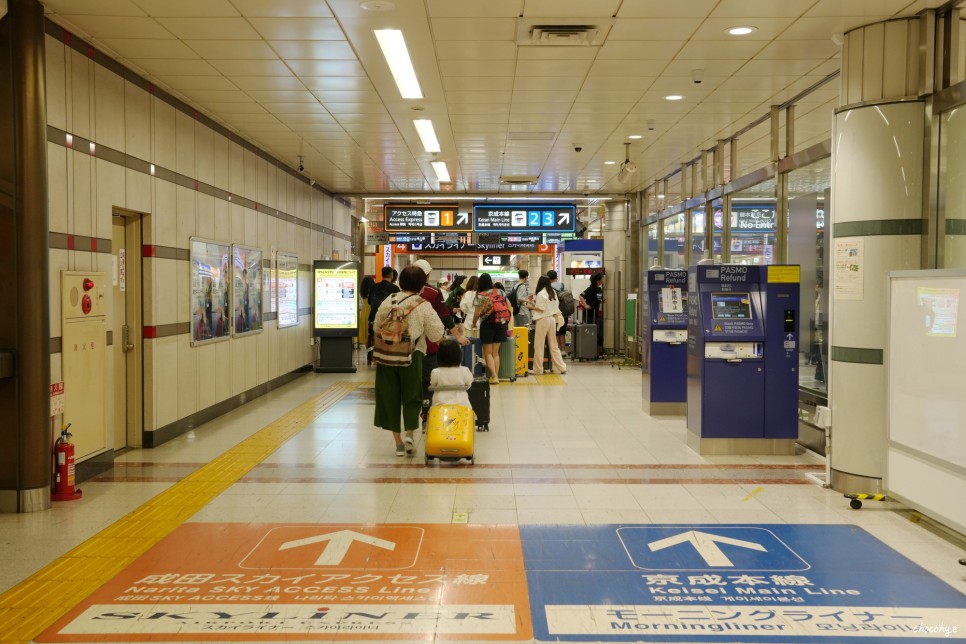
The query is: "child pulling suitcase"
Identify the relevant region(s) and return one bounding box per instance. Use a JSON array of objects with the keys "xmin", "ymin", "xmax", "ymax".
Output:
[{"xmin": 425, "ymin": 340, "xmax": 479, "ymax": 464}]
